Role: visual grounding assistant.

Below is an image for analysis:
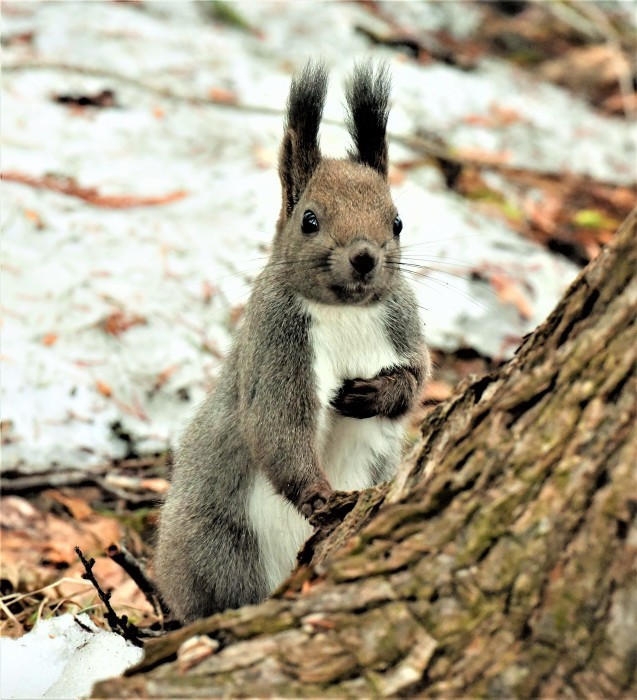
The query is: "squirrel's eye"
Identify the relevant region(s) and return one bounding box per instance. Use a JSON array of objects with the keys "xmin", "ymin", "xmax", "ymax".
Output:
[
  {"xmin": 393, "ymin": 215, "xmax": 403, "ymax": 237},
  {"xmin": 301, "ymin": 210, "xmax": 320, "ymax": 234}
]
